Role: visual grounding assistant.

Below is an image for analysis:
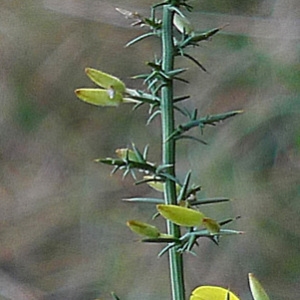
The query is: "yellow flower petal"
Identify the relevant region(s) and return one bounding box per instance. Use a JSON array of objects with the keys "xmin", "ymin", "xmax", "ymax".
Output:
[
  {"xmin": 190, "ymin": 286, "xmax": 240, "ymax": 300},
  {"xmin": 127, "ymin": 220, "xmax": 161, "ymax": 238},
  {"xmin": 85, "ymin": 68, "xmax": 126, "ymax": 94},
  {"xmin": 157, "ymin": 204, "xmax": 204, "ymax": 227},
  {"xmin": 75, "ymin": 88, "xmax": 123, "ymax": 106}
]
